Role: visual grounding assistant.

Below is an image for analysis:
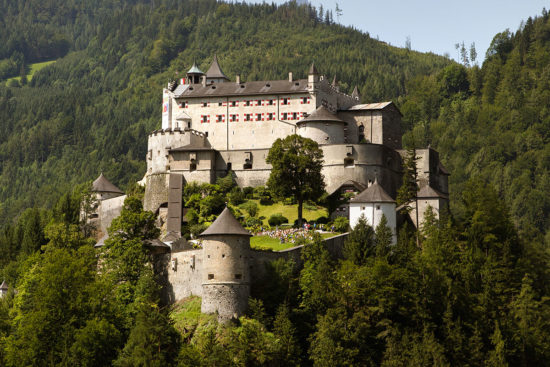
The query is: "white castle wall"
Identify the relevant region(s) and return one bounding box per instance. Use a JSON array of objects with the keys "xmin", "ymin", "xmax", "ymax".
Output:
[
  {"xmin": 349, "ymin": 202, "xmax": 397, "ymax": 244},
  {"xmin": 98, "ymin": 195, "xmax": 127, "ymax": 236}
]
